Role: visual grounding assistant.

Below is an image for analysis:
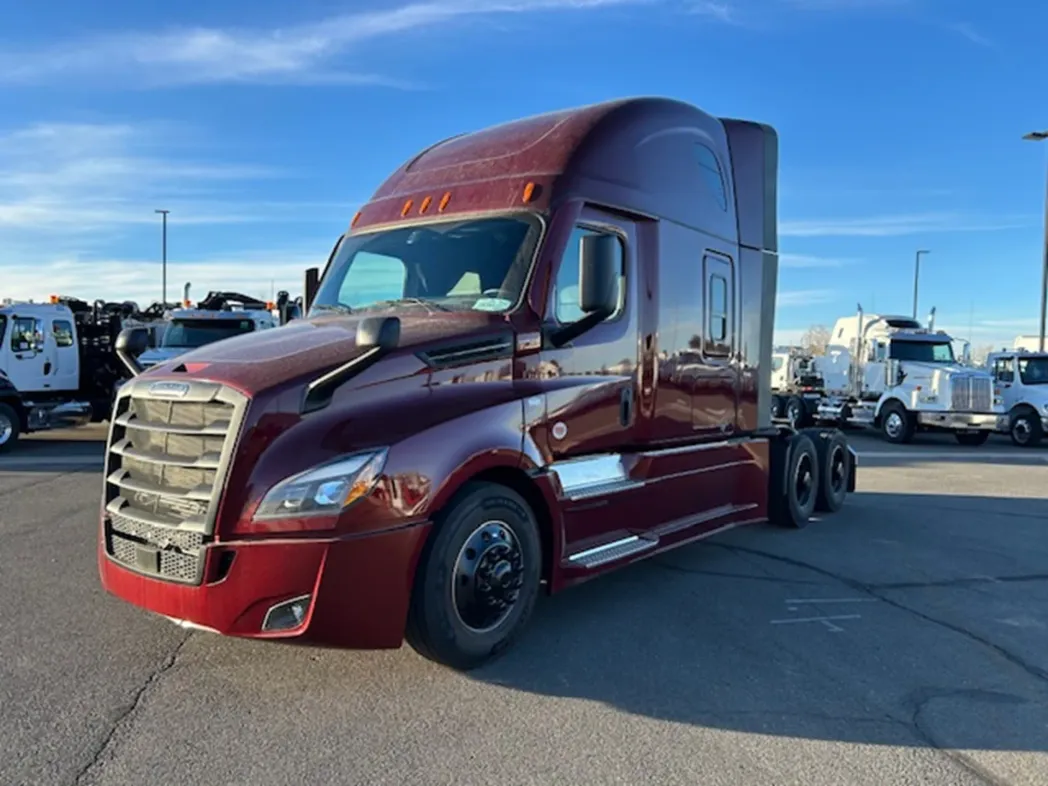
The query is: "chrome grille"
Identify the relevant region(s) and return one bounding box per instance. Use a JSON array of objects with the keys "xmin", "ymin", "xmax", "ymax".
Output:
[
  {"xmin": 950, "ymin": 374, "xmax": 993, "ymax": 413},
  {"xmin": 102, "ymin": 378, "xmax": 248, "ymax": 585}
]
